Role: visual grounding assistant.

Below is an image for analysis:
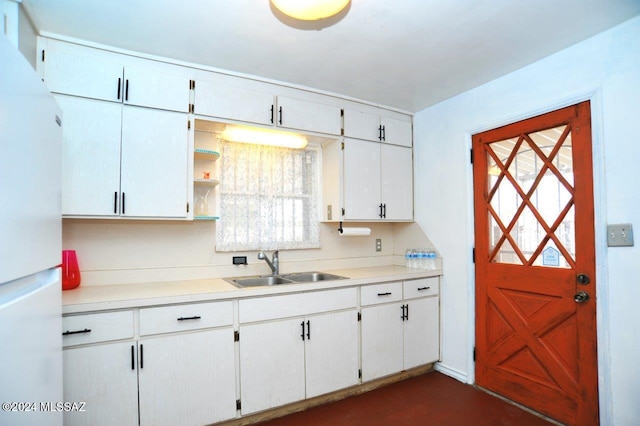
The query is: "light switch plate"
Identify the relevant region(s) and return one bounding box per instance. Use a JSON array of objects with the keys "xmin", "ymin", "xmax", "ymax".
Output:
[
  {"xmin": 376, "ymin": 239, "xmax": 382, "ymax": 252},
  {"xmin": 607, "ymin": 223, "xmax": 634, "ymax": 247}
]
